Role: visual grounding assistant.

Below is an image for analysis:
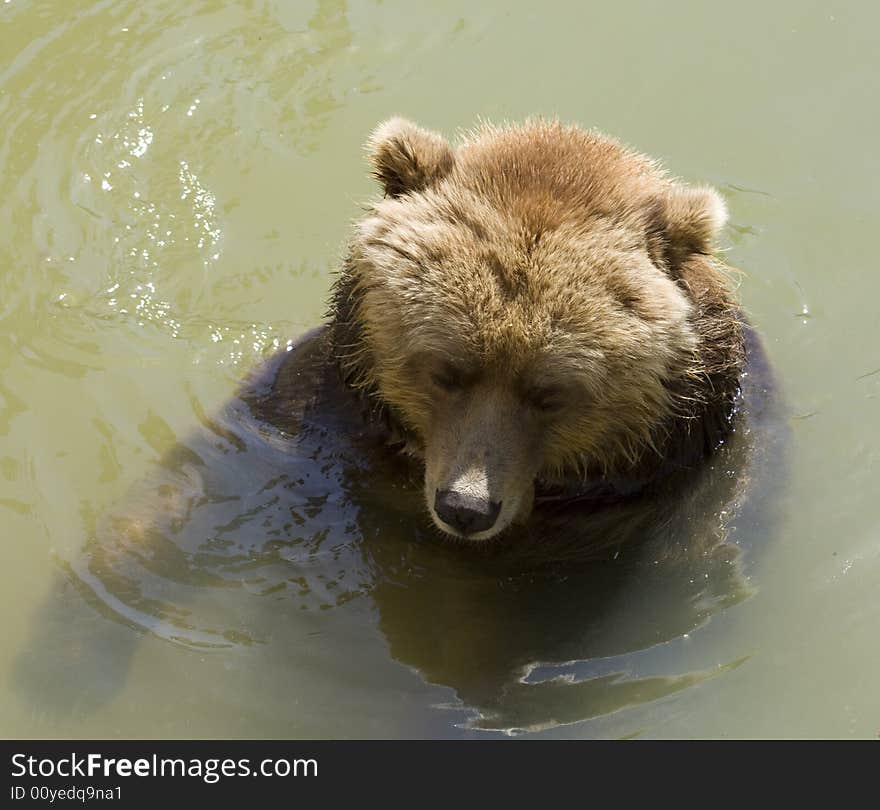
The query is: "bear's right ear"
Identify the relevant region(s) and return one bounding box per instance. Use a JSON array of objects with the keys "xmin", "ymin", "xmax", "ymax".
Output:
[{"xmin": 366, "ymin": 117, "xmax": 456, "ymax": 198}]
